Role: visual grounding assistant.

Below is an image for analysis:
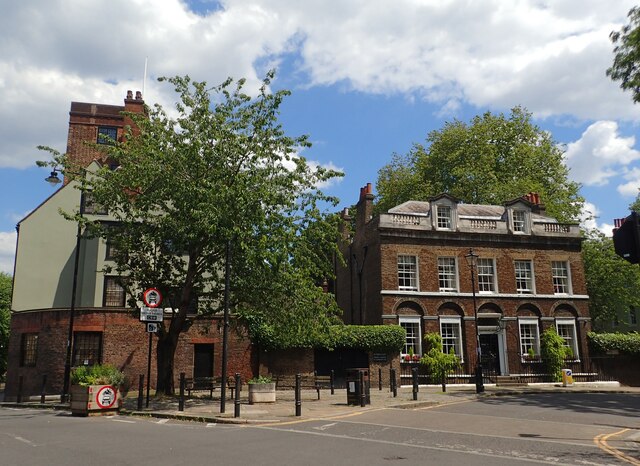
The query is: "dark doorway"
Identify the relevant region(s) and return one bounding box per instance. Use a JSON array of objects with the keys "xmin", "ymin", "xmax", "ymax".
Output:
[
  {"xmin": 193, "ymin": 344, "xmax": 214, "ymax": 378},
  {"xmin": 314, "ymin": 348, "xmax": 369, "ymax": 388},
  {"xmin": 479, "ymin": 334, "xmax": 500, "ymax": 376}
]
